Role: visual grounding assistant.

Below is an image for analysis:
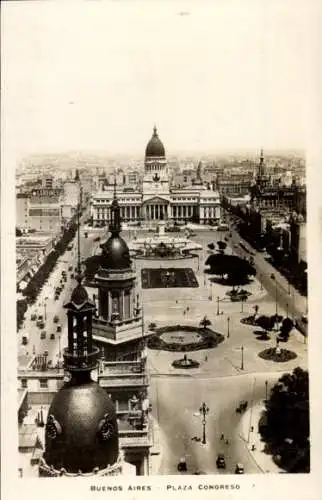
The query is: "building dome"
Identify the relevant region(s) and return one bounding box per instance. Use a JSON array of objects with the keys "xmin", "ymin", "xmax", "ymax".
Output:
[
  {"xmin": 70, "ymin": 281, "xmax": 89, "ymax": 306},
  {"xmin": 43, "ymin": 379, "xmax": 119, "ymax": 473},
  {"xmin": 145, "ymin": 126, "xmax": 165, "ymax": 158},
  {"xmin": 100, "ymin": 234, "xmax": 131, "ymax": 270}
]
